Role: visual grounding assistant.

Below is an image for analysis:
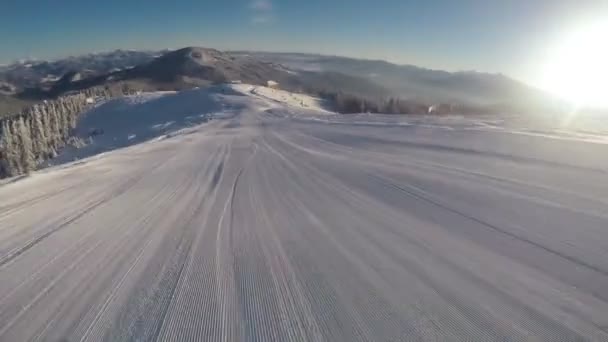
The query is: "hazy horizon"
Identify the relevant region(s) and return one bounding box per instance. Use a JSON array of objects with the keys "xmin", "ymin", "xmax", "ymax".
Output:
[
  {"xmin": 3, "ymin": 0, "xmax": 608, "ymax": 105},
  {"xmin": 0, "ymin": 44, "xmax": 524, "ymax": 77}
]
